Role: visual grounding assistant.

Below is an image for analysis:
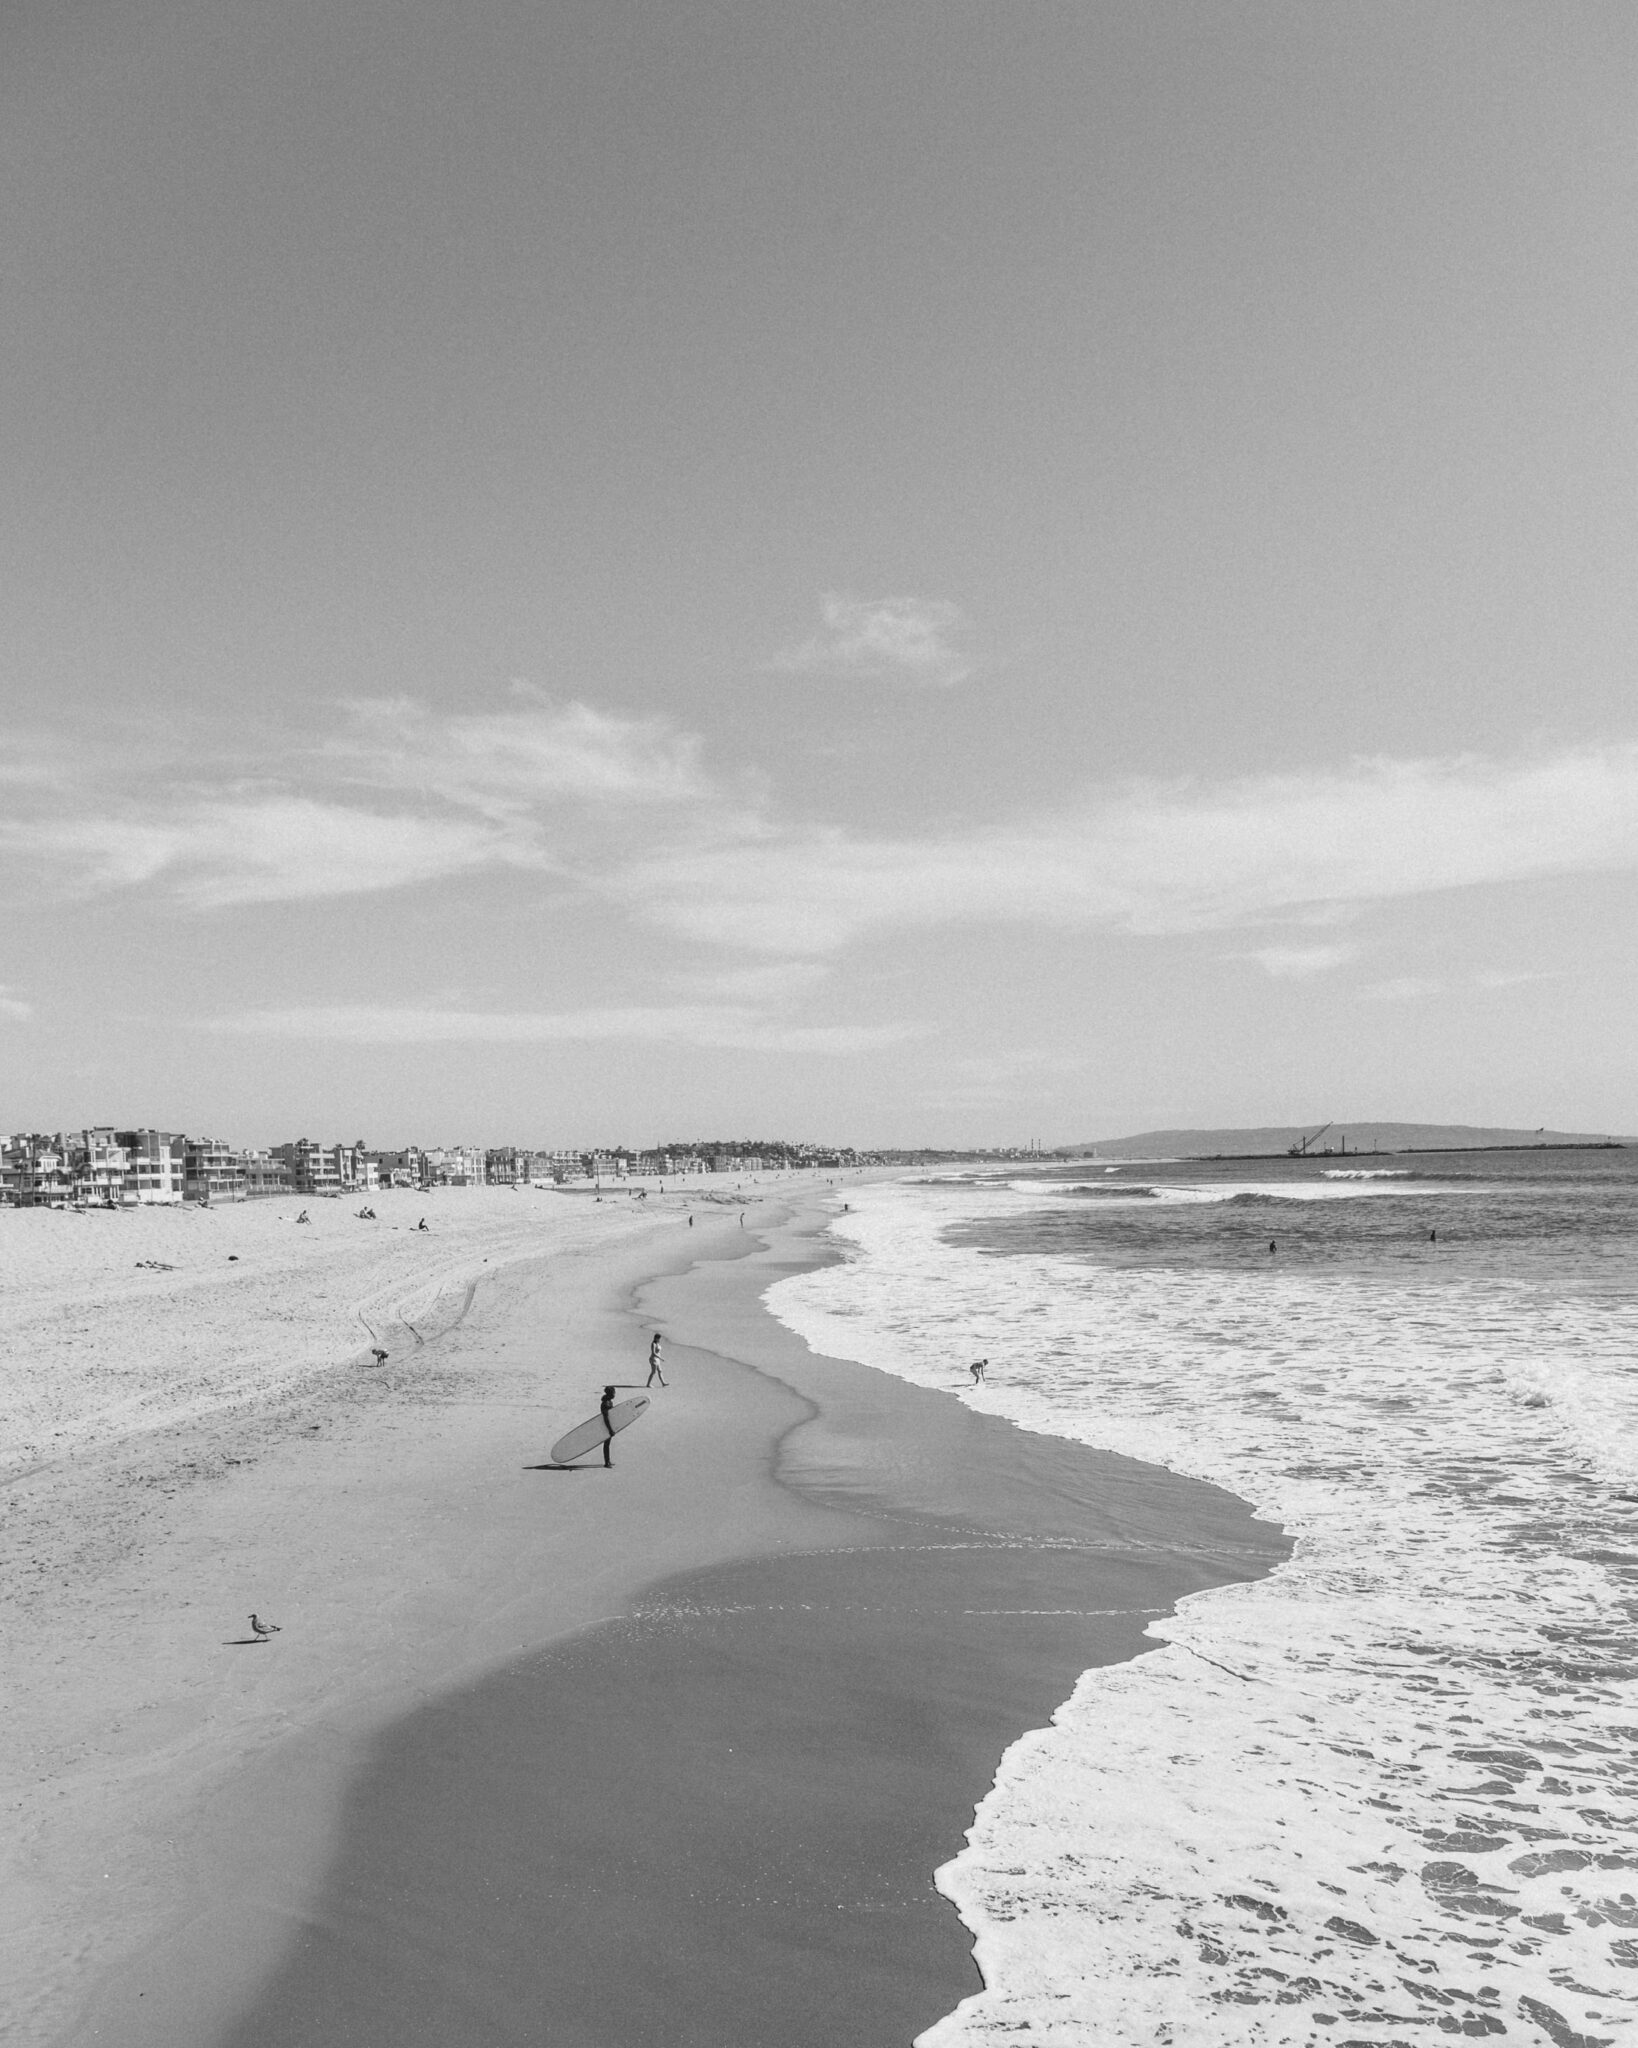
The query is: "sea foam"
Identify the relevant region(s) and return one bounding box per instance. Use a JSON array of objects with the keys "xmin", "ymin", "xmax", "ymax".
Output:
[{"xmin": 767, "ymin": 1179, "xmax": 1638, "ymax": 2048}]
